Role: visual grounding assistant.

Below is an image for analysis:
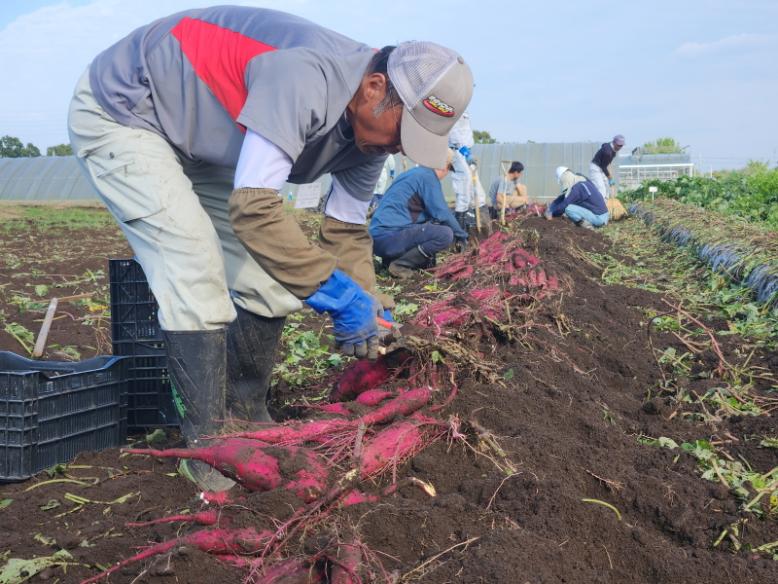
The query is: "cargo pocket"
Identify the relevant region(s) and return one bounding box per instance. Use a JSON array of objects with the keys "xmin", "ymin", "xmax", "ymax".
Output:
[{"xmin": 84, "ymin": 150, "xmax": 165, "ymax": 223}]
